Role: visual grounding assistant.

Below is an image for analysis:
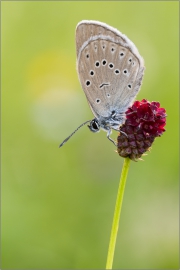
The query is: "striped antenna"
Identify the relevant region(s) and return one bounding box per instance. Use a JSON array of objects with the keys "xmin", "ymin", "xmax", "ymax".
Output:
[{"xmin": 59, "ymin": 120, "xmax": 92, "ymax": 148}]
